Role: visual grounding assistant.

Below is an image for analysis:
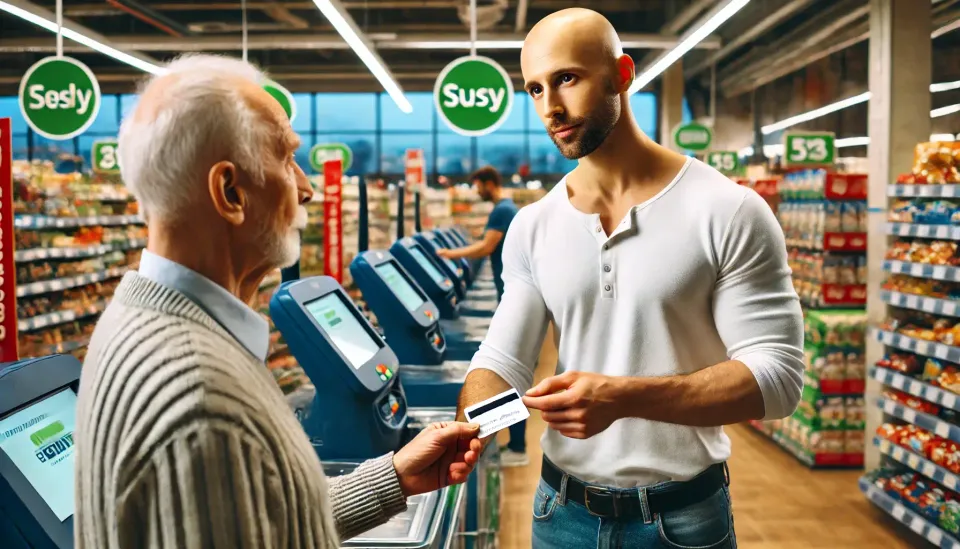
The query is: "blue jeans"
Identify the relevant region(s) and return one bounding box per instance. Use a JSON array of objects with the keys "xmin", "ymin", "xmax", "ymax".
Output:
[{"xmin": 532, "ymin": 473, "xmax": 736, "ymax": 549}]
